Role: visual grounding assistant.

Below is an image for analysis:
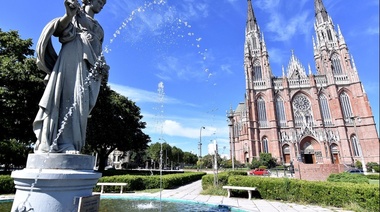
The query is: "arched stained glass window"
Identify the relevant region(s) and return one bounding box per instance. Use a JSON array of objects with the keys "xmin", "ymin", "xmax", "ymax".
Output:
[
  {"xmin": 257, "ymin": 97, "xmax": 267, "ymax": 127},
  {"xmin": 319, "ymin": 94, "xmax": 332, "ymax": 126},
  {"xmin": 339, "ymin": 92, "xmax": 353, "ymax": 123},
  {"xmin": 331, "ymin": 54, "xmax": 343, "ymax": 75},
  {"xmin": 275, "ymin": 97, "xmax": 286, "ymax": 127},
  {"xmin": 351, "ymin": 135, "xmax": 360, "ymax": 156},
  {"xmin": 253, "ymin": 60, "xmax": 262, "ymax": 81},
  {"xmin": 262, "ymin": 137, "xmax": 269, "ymax": 153}
]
